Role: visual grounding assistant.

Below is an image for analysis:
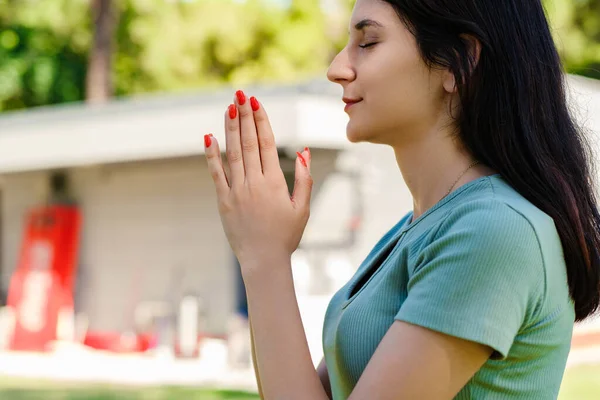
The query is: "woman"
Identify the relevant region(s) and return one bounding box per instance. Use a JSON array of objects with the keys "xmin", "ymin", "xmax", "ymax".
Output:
[{"xmin": 204, "ymin": 0, "xmax": 600, "ymax": 398}]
